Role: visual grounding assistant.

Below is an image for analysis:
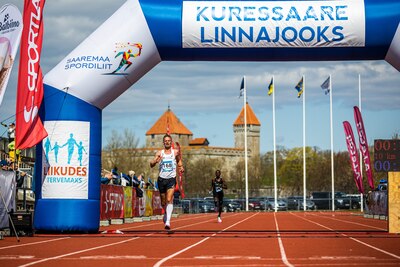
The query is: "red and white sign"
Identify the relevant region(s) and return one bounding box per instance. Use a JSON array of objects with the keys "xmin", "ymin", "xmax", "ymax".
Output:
[
  {"xmin": 15, "ymin": 0, "xmax": 47, "ymax": 149},
  {"xmin": 354, "ymin": 106, "xmax": 374, "ymax": 190},
  {"xmin": 343, "ymin": 121, "xmax": 364, "ymax": 194}
]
